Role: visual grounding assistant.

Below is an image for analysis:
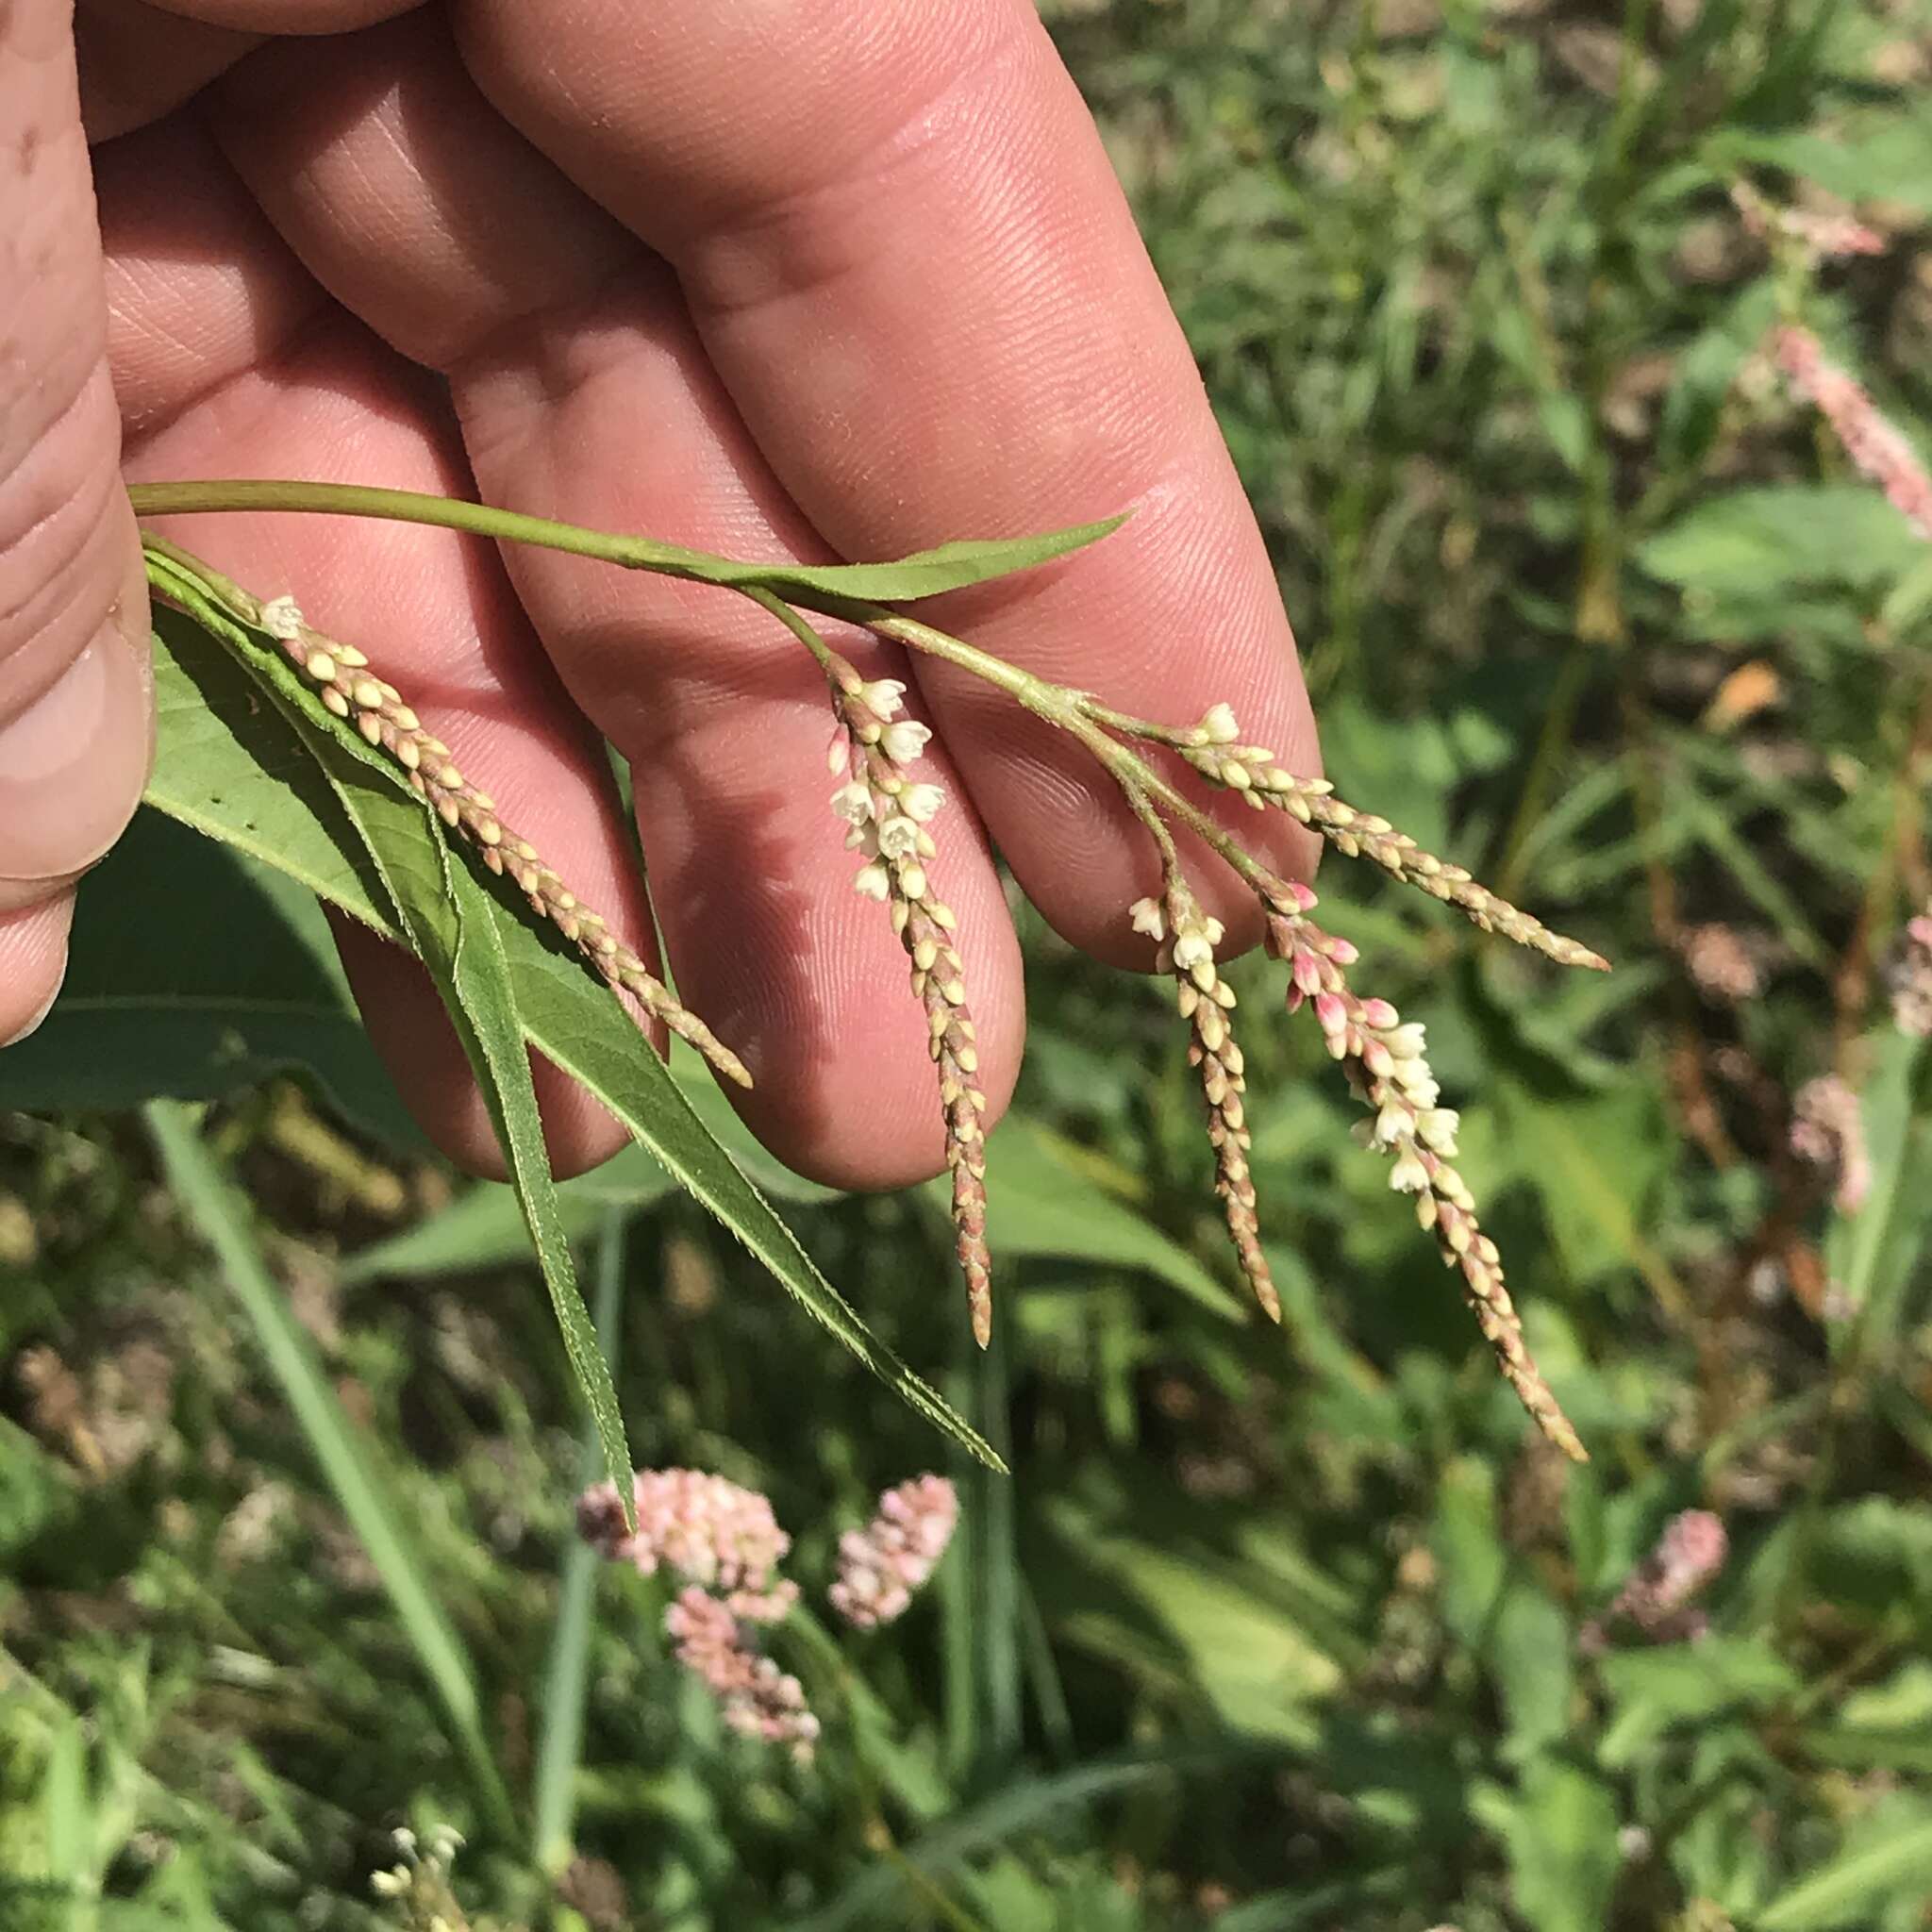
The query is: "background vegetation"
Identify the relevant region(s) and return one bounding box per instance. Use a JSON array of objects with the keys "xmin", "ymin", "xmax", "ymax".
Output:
[{"xmin": 5, "ymin": 0, "xmax": 1932, "ymax": 1925}]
